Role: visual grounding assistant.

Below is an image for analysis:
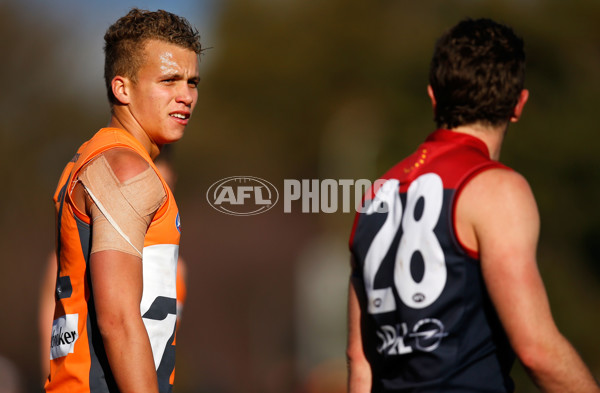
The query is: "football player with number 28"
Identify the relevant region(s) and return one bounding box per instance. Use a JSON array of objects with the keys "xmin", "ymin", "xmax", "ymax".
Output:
[{"xmin": 347, "ymin": 18, "xmax": 600, "ymax": 393}]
